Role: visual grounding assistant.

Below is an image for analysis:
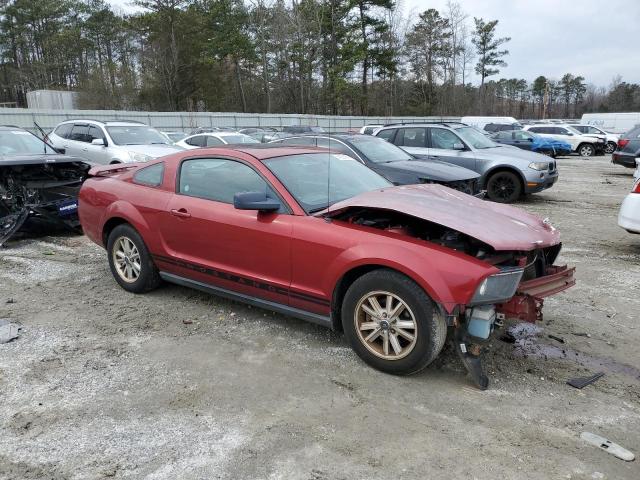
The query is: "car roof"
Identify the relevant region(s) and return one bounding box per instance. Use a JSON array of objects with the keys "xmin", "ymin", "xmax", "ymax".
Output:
[
  {"xmin": 58, "ymin": 119, "xmax": 148, "ymax": 127},
  {"xmin": 0, "ymin": 125, "xmax": 27, "ymax": 131}
]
